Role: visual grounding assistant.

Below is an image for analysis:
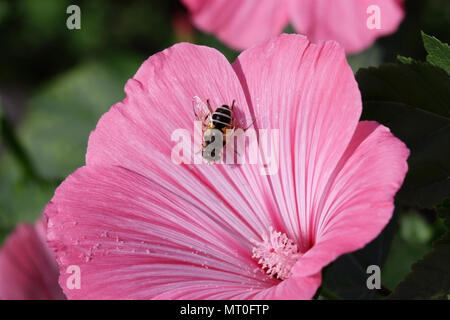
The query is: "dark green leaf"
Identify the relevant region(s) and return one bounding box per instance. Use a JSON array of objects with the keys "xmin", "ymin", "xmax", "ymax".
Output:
[
  {"xmin": 362, "ymin": 101, "xmax": 450, "ymax": 208},
  {"xmin": 357, "ymin": 60, "xmax": 450, "ymax": 208},
  {"xmin": 357, "ymin": 62, "xmax": 450, "ymax": 119}
]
